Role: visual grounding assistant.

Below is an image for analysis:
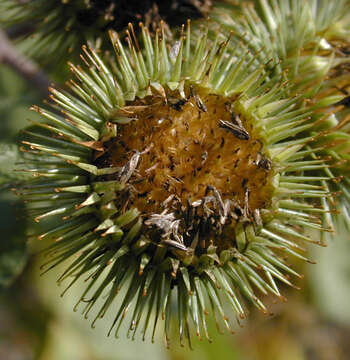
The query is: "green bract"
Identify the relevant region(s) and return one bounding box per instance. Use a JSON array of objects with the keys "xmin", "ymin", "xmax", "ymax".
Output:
[{"xmin": 19, "ymin": 21, "xmax": 346, "ymax": 347}]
